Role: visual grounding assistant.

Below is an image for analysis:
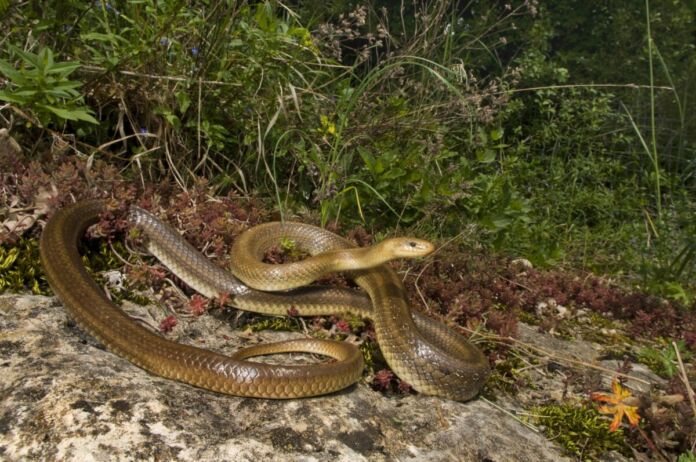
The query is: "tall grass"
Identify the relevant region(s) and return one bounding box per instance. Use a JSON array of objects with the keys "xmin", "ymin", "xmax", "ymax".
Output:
[{"xmin": 645, "ymin": 0, "xmax": 661, "ymax": 219}]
